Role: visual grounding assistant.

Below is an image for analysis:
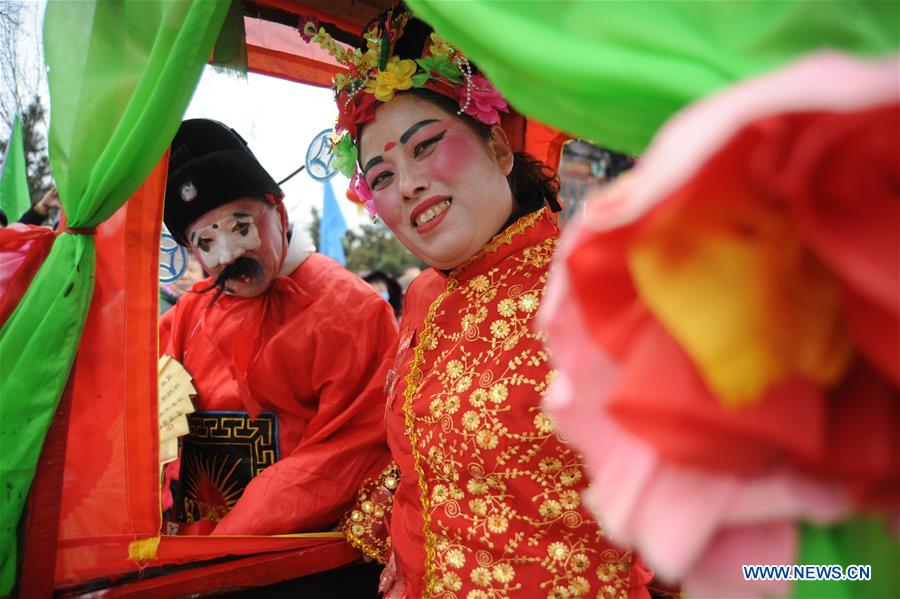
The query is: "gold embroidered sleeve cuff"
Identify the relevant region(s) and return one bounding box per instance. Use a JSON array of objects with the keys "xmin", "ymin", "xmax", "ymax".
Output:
[{"xmin": 339, "ymin": 462, "xmax": 400, "ymax": 564}]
